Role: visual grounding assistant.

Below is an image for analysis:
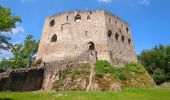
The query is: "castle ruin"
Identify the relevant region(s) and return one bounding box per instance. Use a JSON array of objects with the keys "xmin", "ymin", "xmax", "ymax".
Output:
[{"xmin": 36, "ymin": 10, "xmax": 137, "ymax": 66}]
